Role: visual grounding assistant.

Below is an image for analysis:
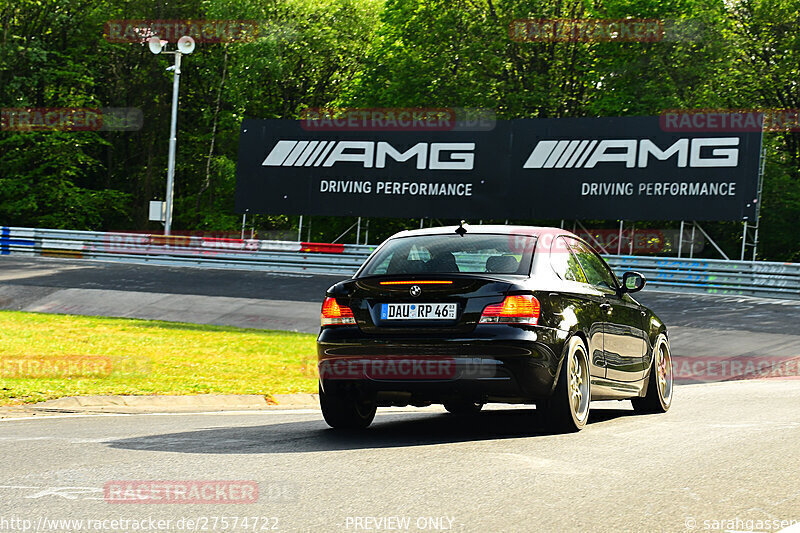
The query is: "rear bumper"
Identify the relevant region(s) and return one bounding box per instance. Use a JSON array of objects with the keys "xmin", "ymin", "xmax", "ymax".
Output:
[{"xmin": 317, "ymin": 325, "xmax": 568, "ymax": 404}]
